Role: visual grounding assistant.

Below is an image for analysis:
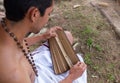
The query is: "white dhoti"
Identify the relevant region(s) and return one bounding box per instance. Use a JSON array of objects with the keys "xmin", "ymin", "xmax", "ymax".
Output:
[{"xmin": 32, "ymin": 42, "xmax": 87, "ymax": 83}]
